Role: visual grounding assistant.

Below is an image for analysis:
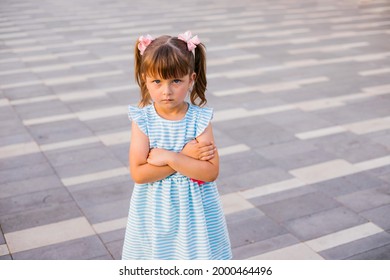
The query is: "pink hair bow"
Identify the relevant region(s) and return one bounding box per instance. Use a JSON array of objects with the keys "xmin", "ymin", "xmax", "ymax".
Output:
[
  {"xmin": 178, "ymin": 31, "xmax": 200, "ymax": 52},
  {"xmin": 138, "ymin": 34, "xmax": 154, "ymax": 55}
]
